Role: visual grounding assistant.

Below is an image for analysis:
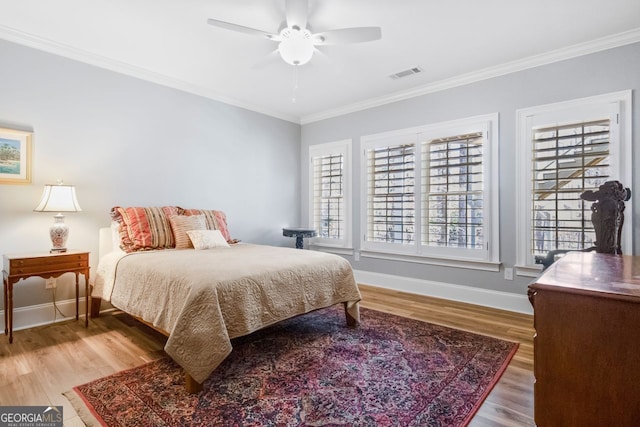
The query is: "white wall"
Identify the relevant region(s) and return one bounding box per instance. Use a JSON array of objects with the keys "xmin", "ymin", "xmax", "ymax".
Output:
[
  {"xmin": 301, "ymin": 42, "xmax": 640, "ymax": 299},
  {"xmin": 0, "ymin": 39, "xmax": 301, "ymax": 310}
]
